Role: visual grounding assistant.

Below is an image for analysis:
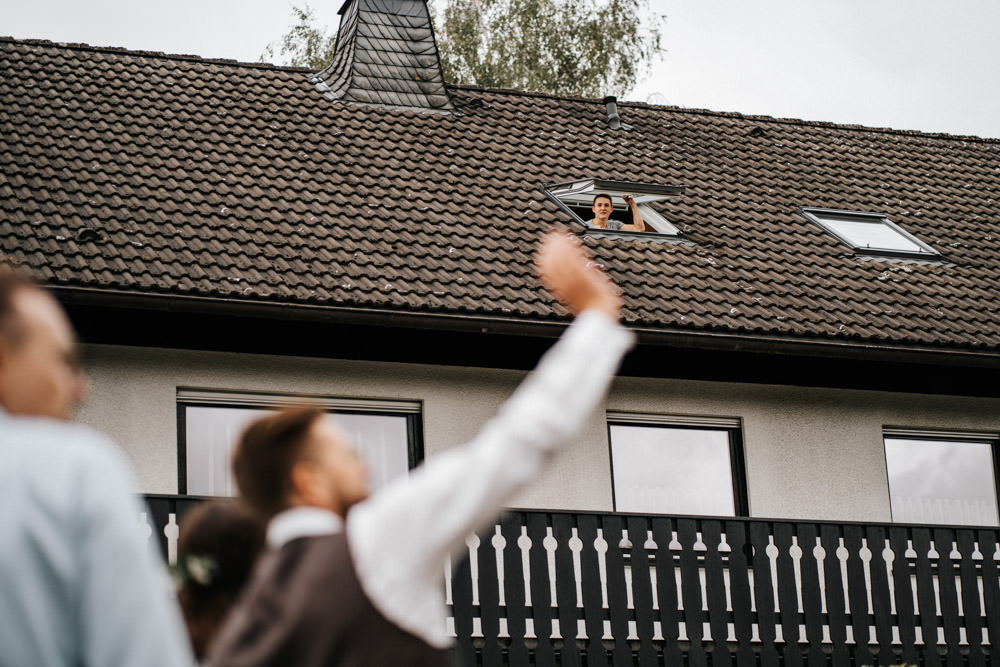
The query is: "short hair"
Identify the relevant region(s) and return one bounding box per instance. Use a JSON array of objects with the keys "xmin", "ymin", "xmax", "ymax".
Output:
[
  {"xmin": 232, "ymin": 407, "xmax": 325, "ymax": 517},
  {"xmin": 0, "ymin": 265, "xmax": 38, "ymax": 347},
  {"xmin": 592, "ymin": 193, "xmax": 613, "ymax": 206}
]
